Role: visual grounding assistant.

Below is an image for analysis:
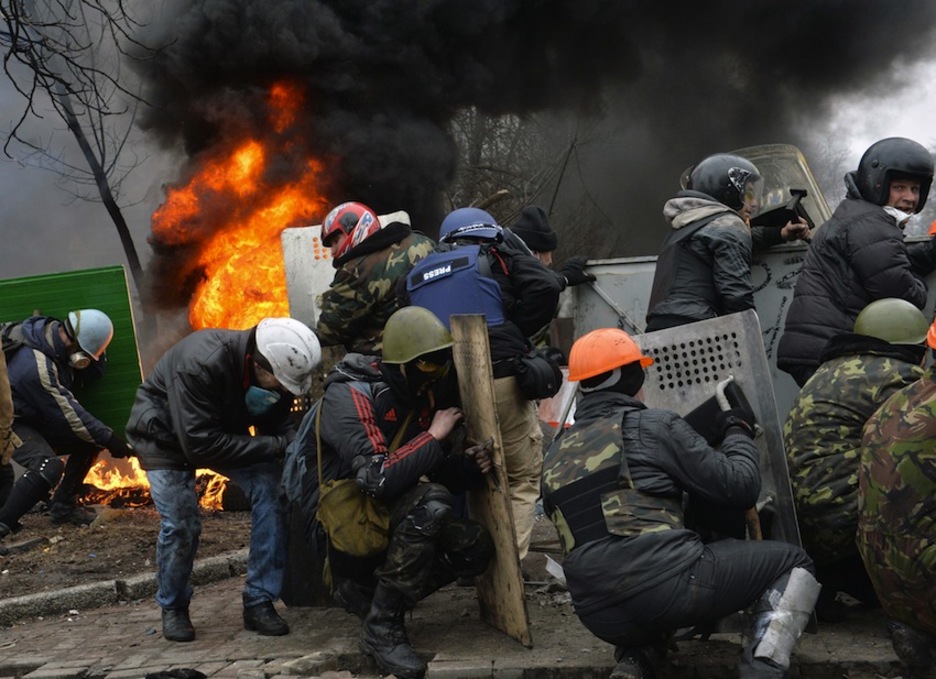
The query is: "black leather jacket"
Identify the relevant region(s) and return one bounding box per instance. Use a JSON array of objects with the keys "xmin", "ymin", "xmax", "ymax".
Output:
[{"xmin": 126, "ymin": 328, "xmax": 295, "ymax": 471}]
